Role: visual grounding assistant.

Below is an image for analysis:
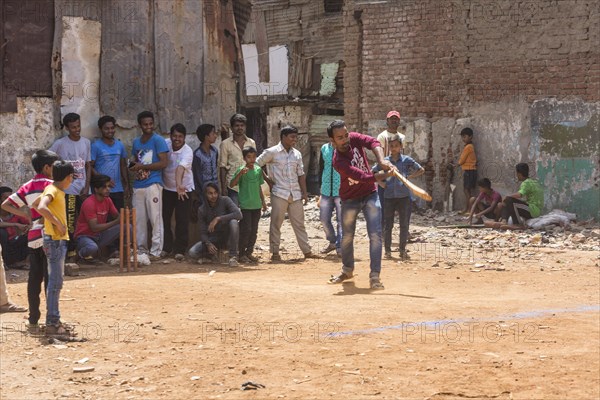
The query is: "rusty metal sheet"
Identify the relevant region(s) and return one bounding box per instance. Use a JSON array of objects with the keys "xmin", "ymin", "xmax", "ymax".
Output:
[
  {"xmin": 99, "ymin": 0, "xmax": 156, "ymax": 128},
  {"xmin": 203, "ymin": 0, "xmax": 239, "ymax": 125},
  {"xmin": 253, "ymin": 10, "xmax": 270, "ymax": 82},
  {"xmin": 153, "ymin": 0, "xmax": 204, "ymax": 132},
  {"xmin": 1, "ymin": 0, "xmax": 54, "ymax": 112}
]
